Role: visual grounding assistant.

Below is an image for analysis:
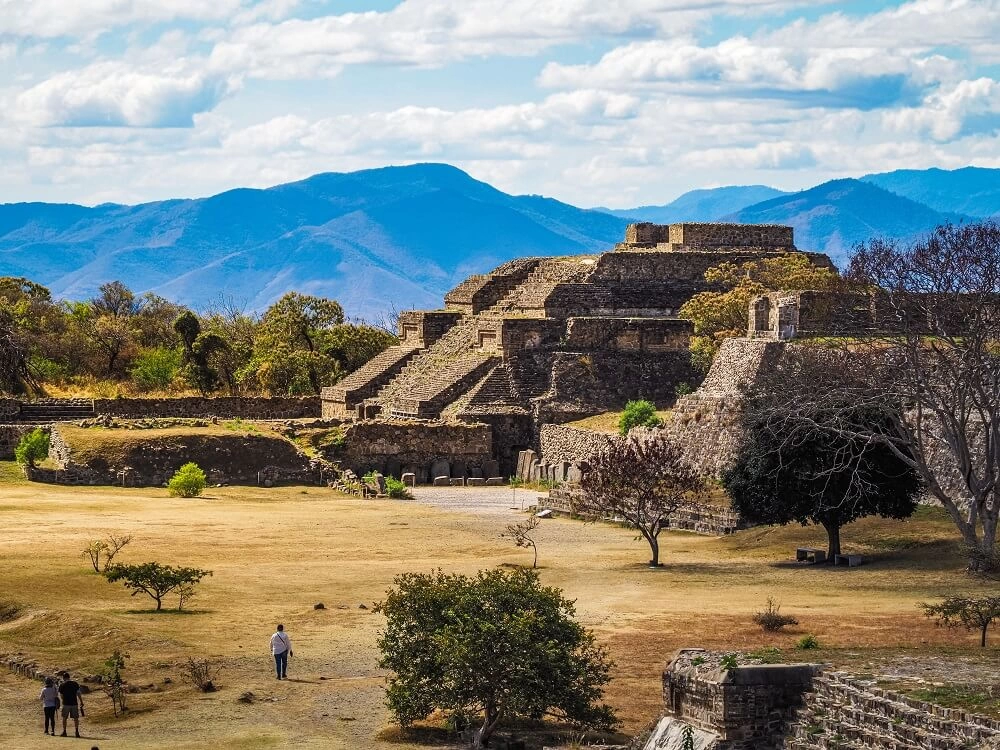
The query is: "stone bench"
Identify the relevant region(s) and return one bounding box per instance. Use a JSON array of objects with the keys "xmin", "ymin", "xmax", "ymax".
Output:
[
  {"xmin": 835, "ymin": 553, "xmax": 863, "ymax": 567},
  {"xmin": 796, "ymin": 547, "xmax": 826, "ymax": 564}
]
